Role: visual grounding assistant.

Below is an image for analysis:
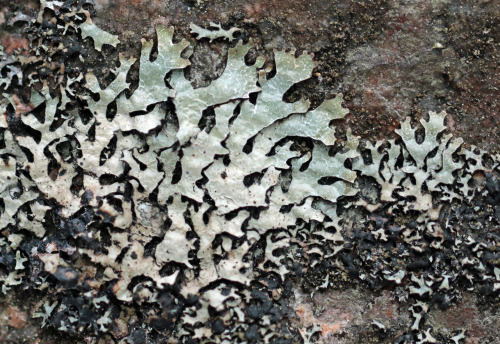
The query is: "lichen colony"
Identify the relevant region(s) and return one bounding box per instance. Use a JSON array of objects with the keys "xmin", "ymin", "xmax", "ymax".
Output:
[{"xmin": 0, "ymin": 1, "xmax": 498, "ymax": 343}]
